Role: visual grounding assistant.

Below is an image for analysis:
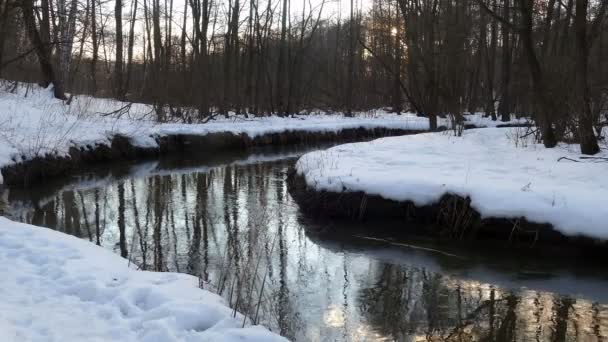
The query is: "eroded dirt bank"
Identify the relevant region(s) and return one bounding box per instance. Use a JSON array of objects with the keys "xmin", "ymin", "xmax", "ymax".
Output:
[{"xmin": 287, "ymin": 170, "xmax": 608, "ymax": 255}]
